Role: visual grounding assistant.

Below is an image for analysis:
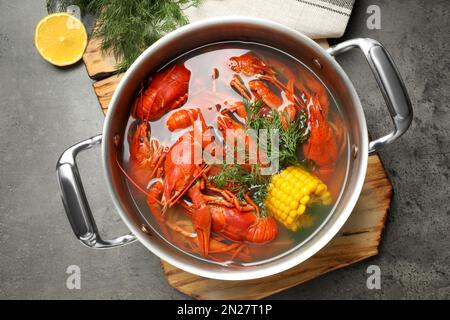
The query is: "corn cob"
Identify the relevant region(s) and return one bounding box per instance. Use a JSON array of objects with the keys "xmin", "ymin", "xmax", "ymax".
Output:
[{"xmin": 265, "ymin": 166, "xmax": 332, "ymax": 232}]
